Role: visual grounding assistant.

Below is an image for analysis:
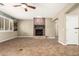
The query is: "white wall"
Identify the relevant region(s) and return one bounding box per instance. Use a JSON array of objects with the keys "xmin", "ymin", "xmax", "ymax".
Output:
[{"xmin": 0, "ymin": 31, "xmax": 17, "ymax": 42}]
